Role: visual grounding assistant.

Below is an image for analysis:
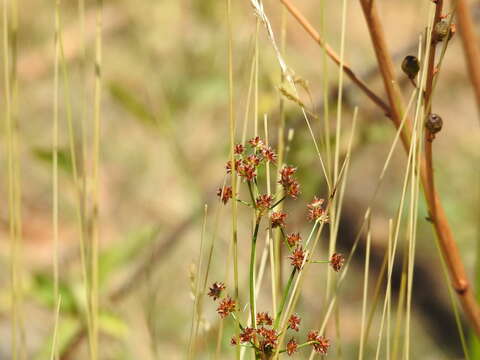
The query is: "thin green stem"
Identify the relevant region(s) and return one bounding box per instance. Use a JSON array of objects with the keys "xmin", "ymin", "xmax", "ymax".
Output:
[
  {"xmin": 270, "ymin": 195, "xmax": 286, "ymax": 210},
  {"xmin": 250, "ymin": 218, "xmax": 261, "ymax": 330},
  {"xmin": 274, "ymin": 269, "xmax": 296, "ymax": 329}
]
